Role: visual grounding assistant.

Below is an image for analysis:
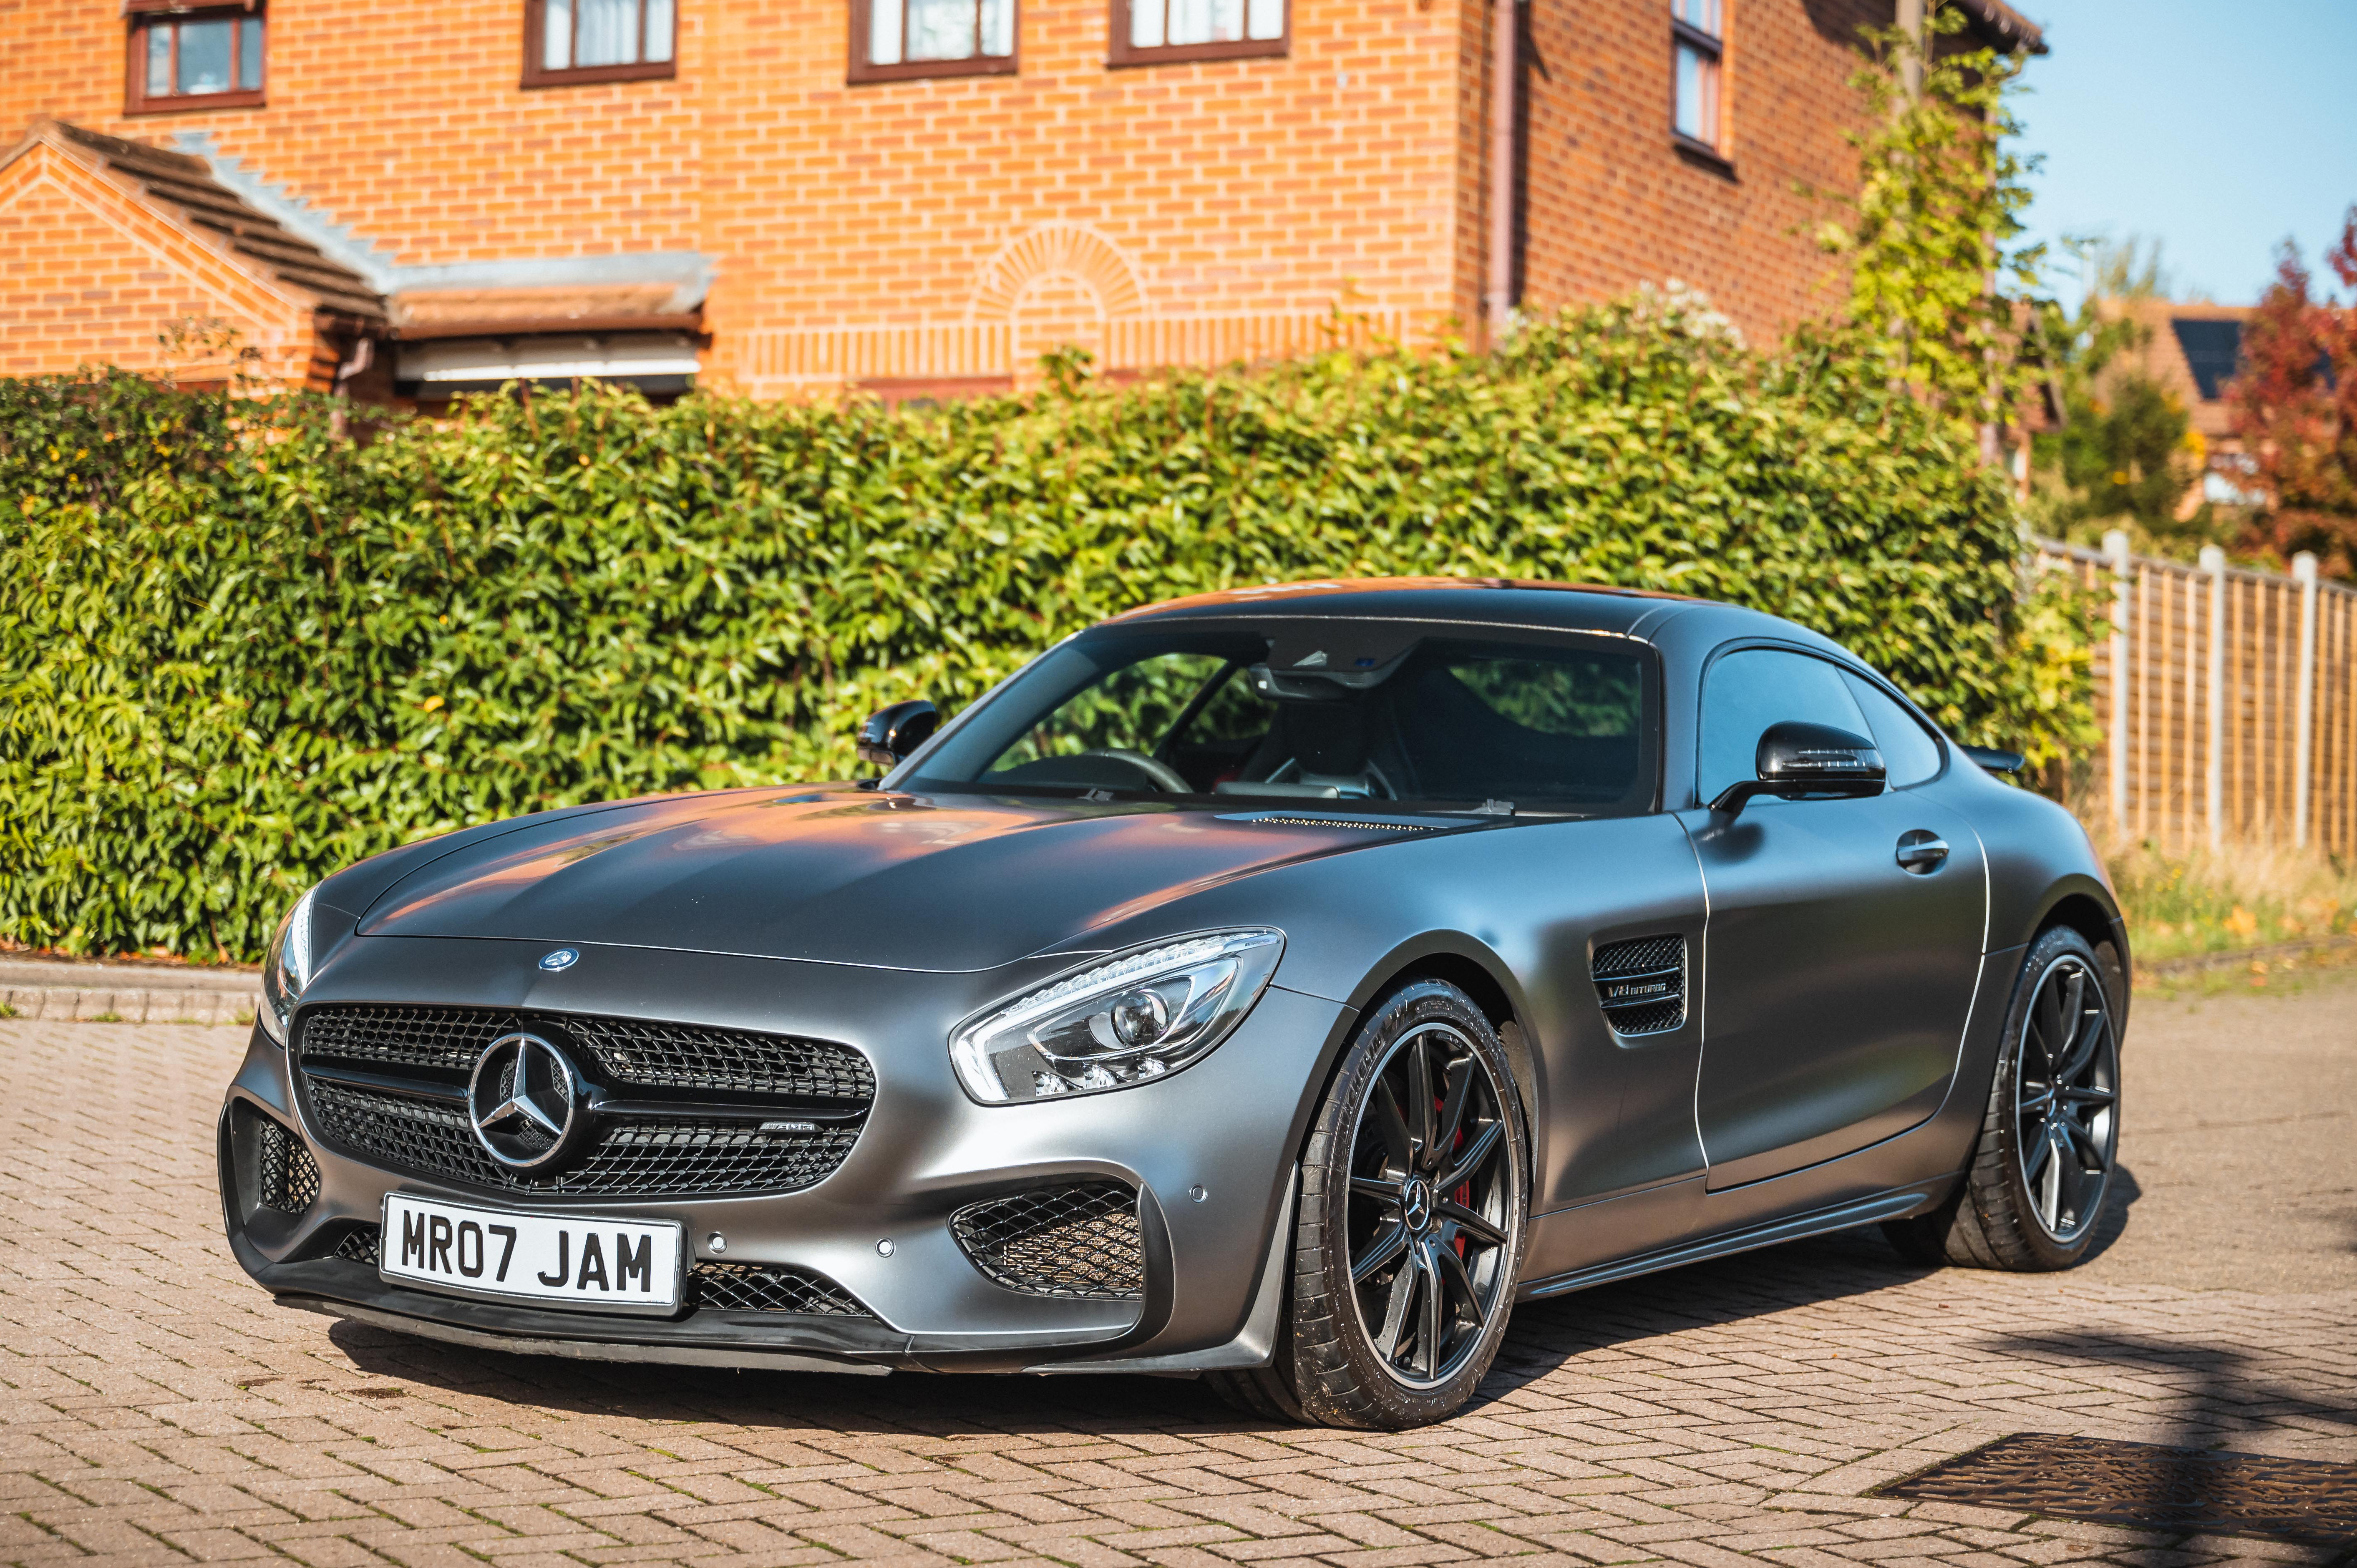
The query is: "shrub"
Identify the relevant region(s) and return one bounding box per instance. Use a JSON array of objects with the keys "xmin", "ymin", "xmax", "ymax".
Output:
[{"xmin": 0, "ymin": 299, "xmax": 2088, "ymax": 960}]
